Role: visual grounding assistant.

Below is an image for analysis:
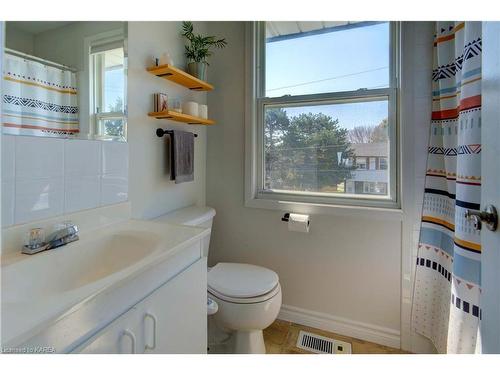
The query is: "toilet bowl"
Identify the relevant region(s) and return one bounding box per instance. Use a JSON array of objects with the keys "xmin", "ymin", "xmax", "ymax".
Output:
[
  {"xmin": 208, "ymin": 262, "xmax": 282, "ymax": 354},
  {"xmin": 153, "ymin": 206, "xmax": 282, "ymax": 354}
]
